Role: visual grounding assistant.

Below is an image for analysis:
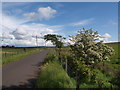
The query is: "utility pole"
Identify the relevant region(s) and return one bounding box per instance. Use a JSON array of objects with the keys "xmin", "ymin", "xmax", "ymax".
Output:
[
  {"xmin": 33, "ymin": 33, "xmax": 44, "ymax": 48},
  {"xmin": 36, "ymin": 35, "xmax": 38, "ymax": 47}
]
